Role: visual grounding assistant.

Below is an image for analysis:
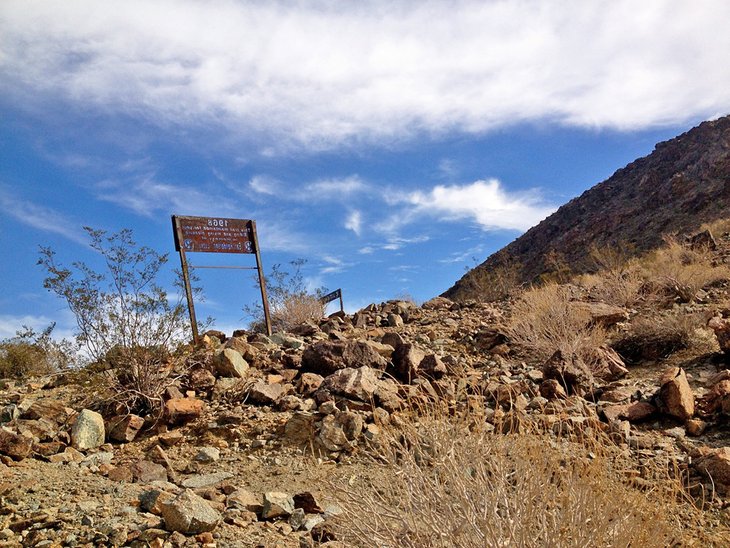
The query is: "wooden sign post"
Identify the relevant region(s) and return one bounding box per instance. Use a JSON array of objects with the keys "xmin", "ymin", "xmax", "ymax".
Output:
[
  {"xmin": 320, "ymin": 288, "xmax": 344, "ymax": 313},
  {"xmin": 171, "ymin": 215, "xmax": 272, "ymax": 342}
]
